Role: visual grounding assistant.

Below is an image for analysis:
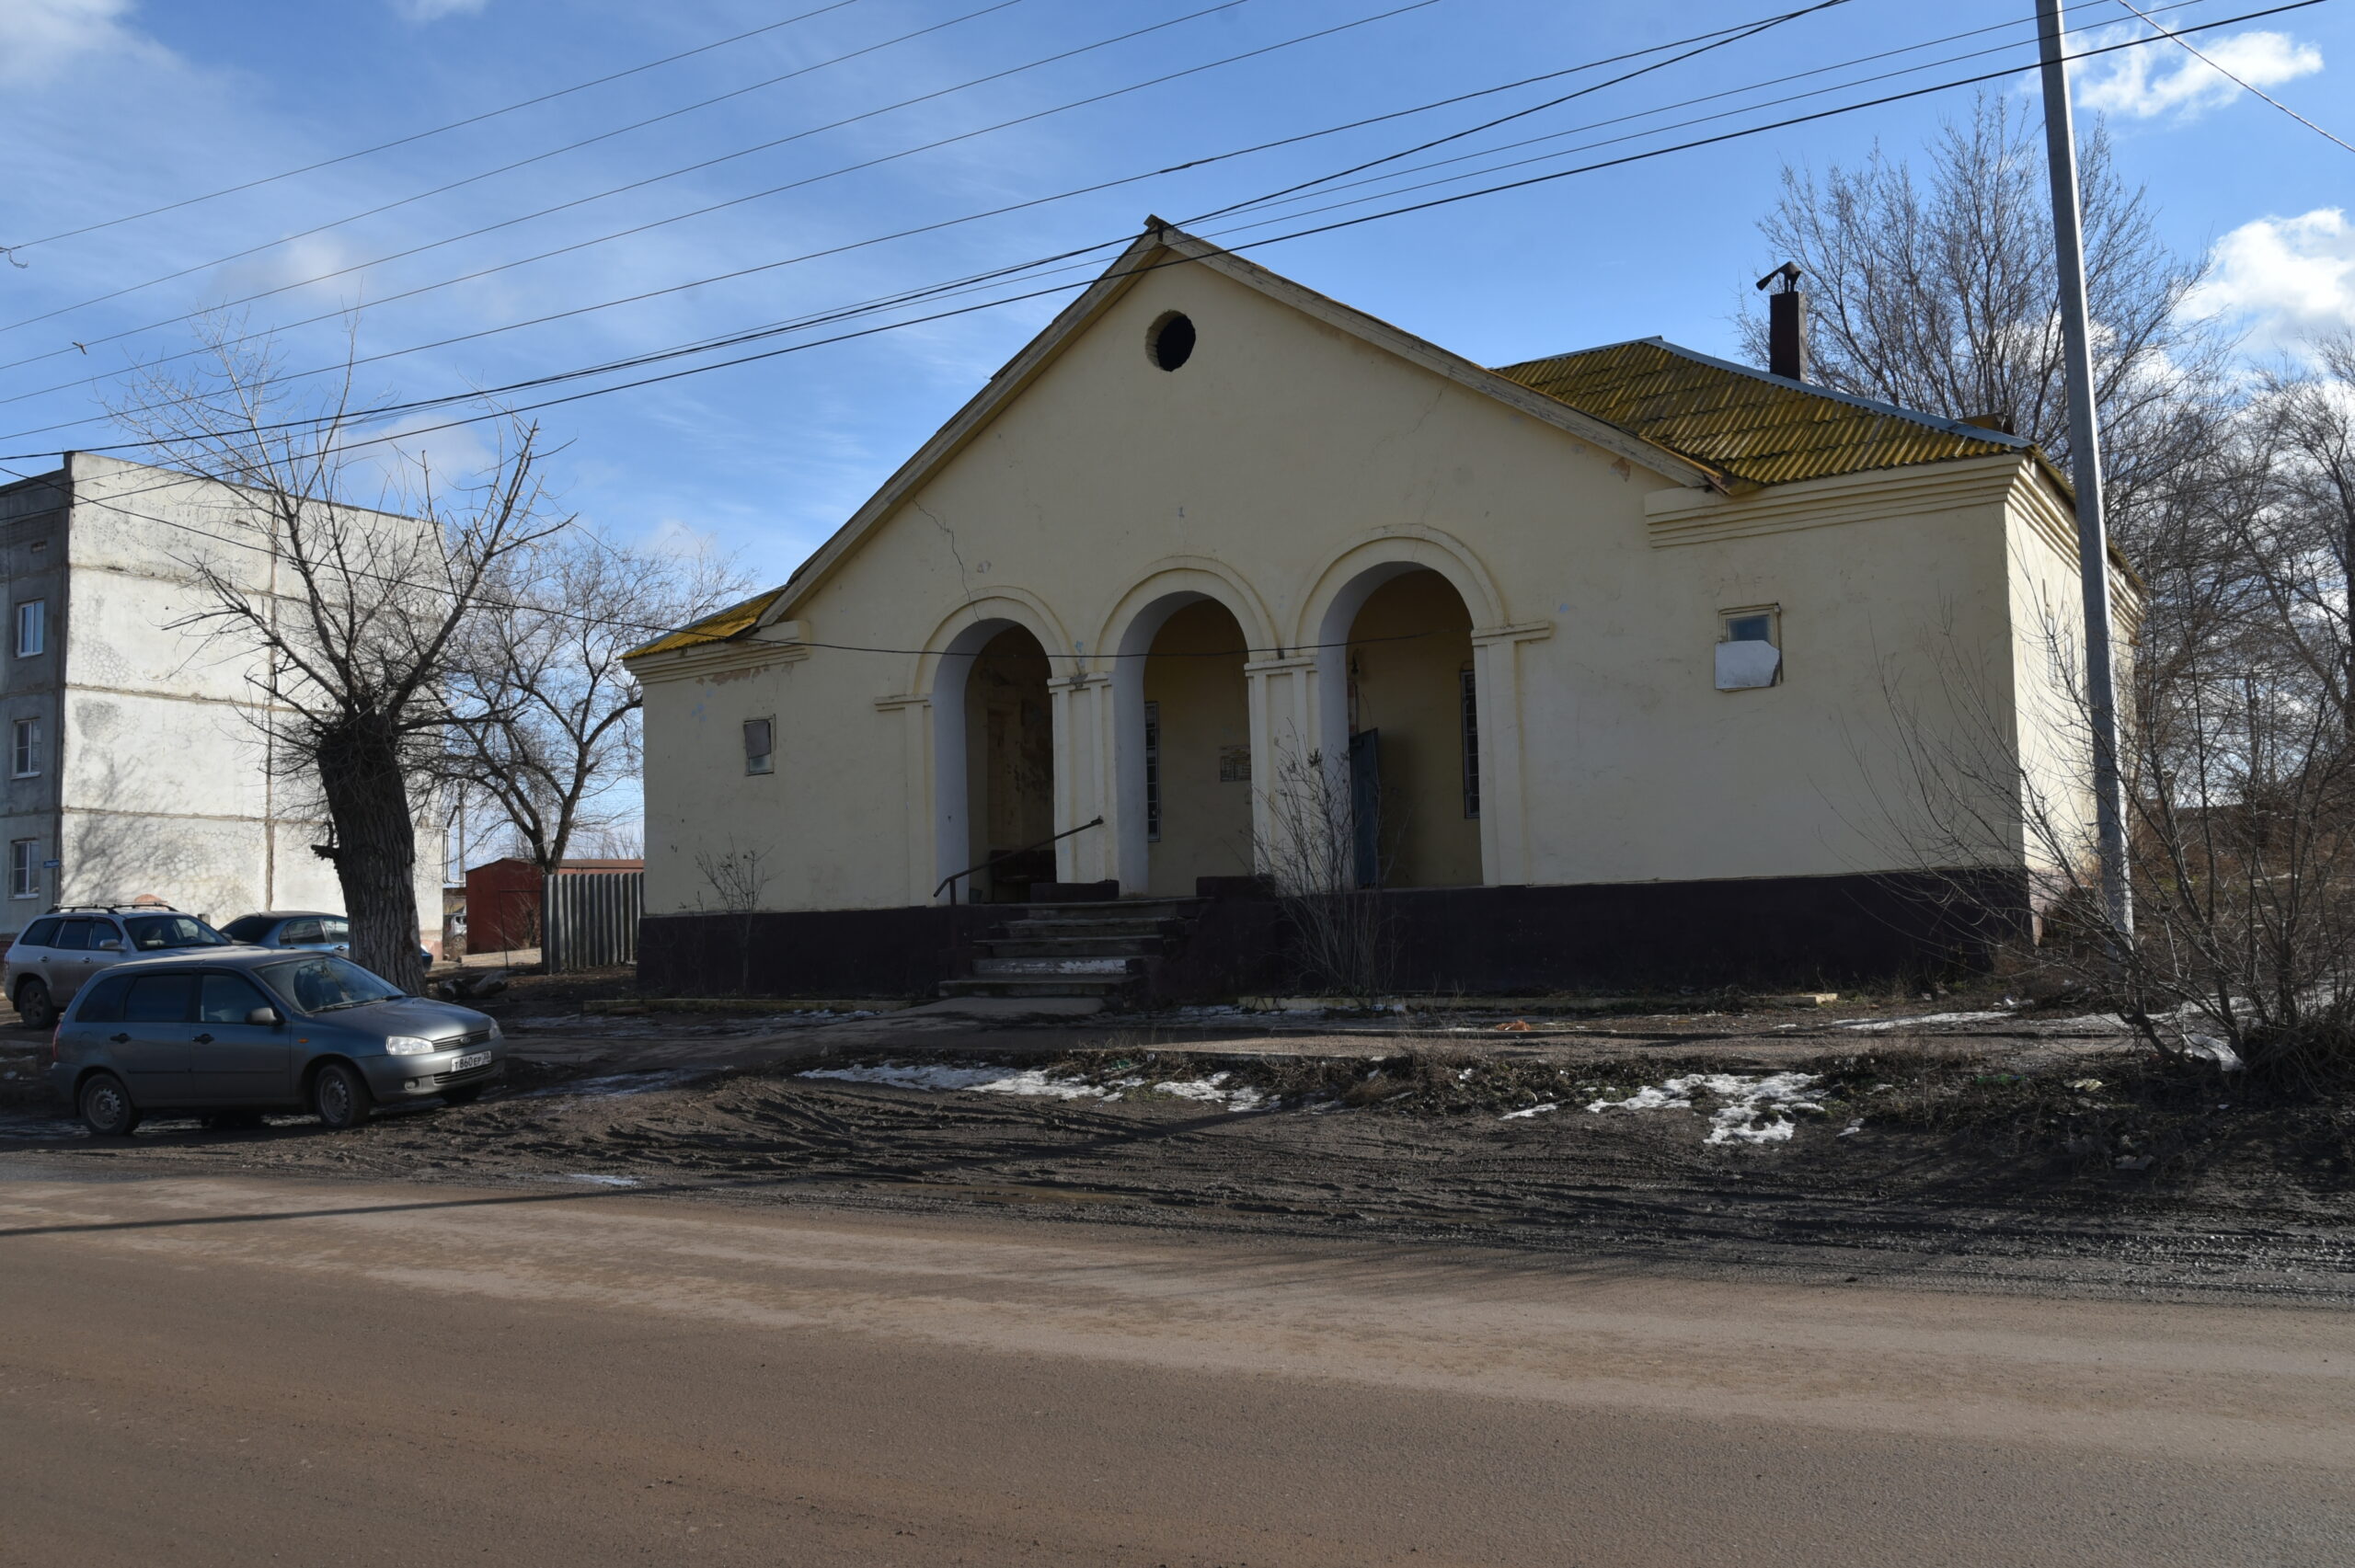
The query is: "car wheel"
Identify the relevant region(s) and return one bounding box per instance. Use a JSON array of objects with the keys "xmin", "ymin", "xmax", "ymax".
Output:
[
  {"xmin": 79, "ymin": 1072, "xmax": 140, "ymax": 1138},
  {"xmin": 312, "ymin": 1063, "xmax": 373, "ymax": 1131},
  {"xmin": 16, "ymin": 979, "xmax": 54, "ymax": 1031},
  {"xmin": 441, "ymin": 1085, "xmax": 484, "ymax": 1106}
]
